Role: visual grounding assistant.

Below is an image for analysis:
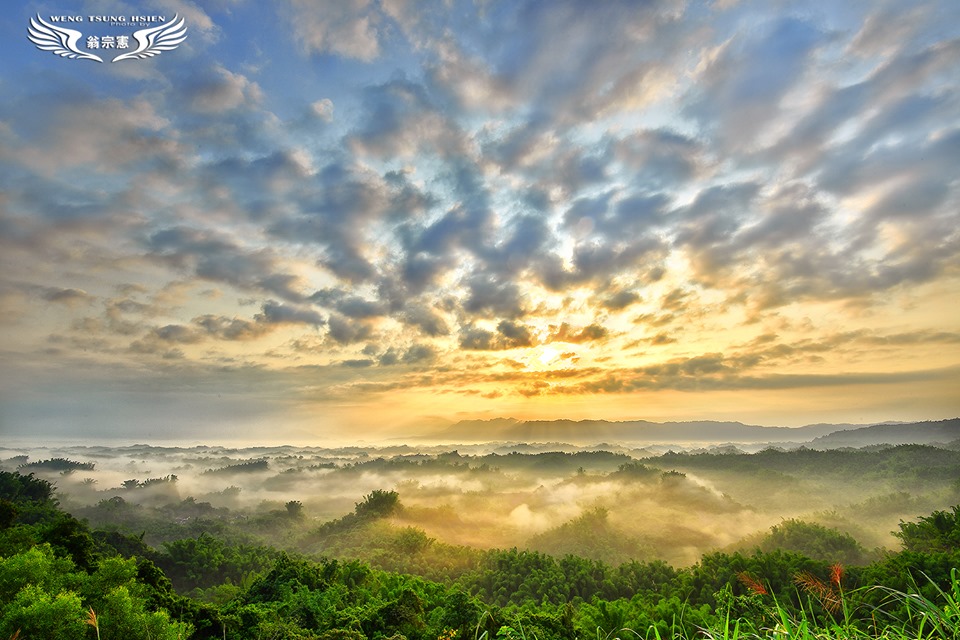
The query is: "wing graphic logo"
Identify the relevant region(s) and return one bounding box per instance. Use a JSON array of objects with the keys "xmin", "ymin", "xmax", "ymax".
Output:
[
  {"xmin": 27, "ymin": 15, "xmax": 104, "ymax": 62},
  {"xmin": 113, "ymin": 16, "xmax": 188, "ymax": 62},
  {"xmin": 26, "ymin": 14, "xmax": 187, "ymax": 63}
]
